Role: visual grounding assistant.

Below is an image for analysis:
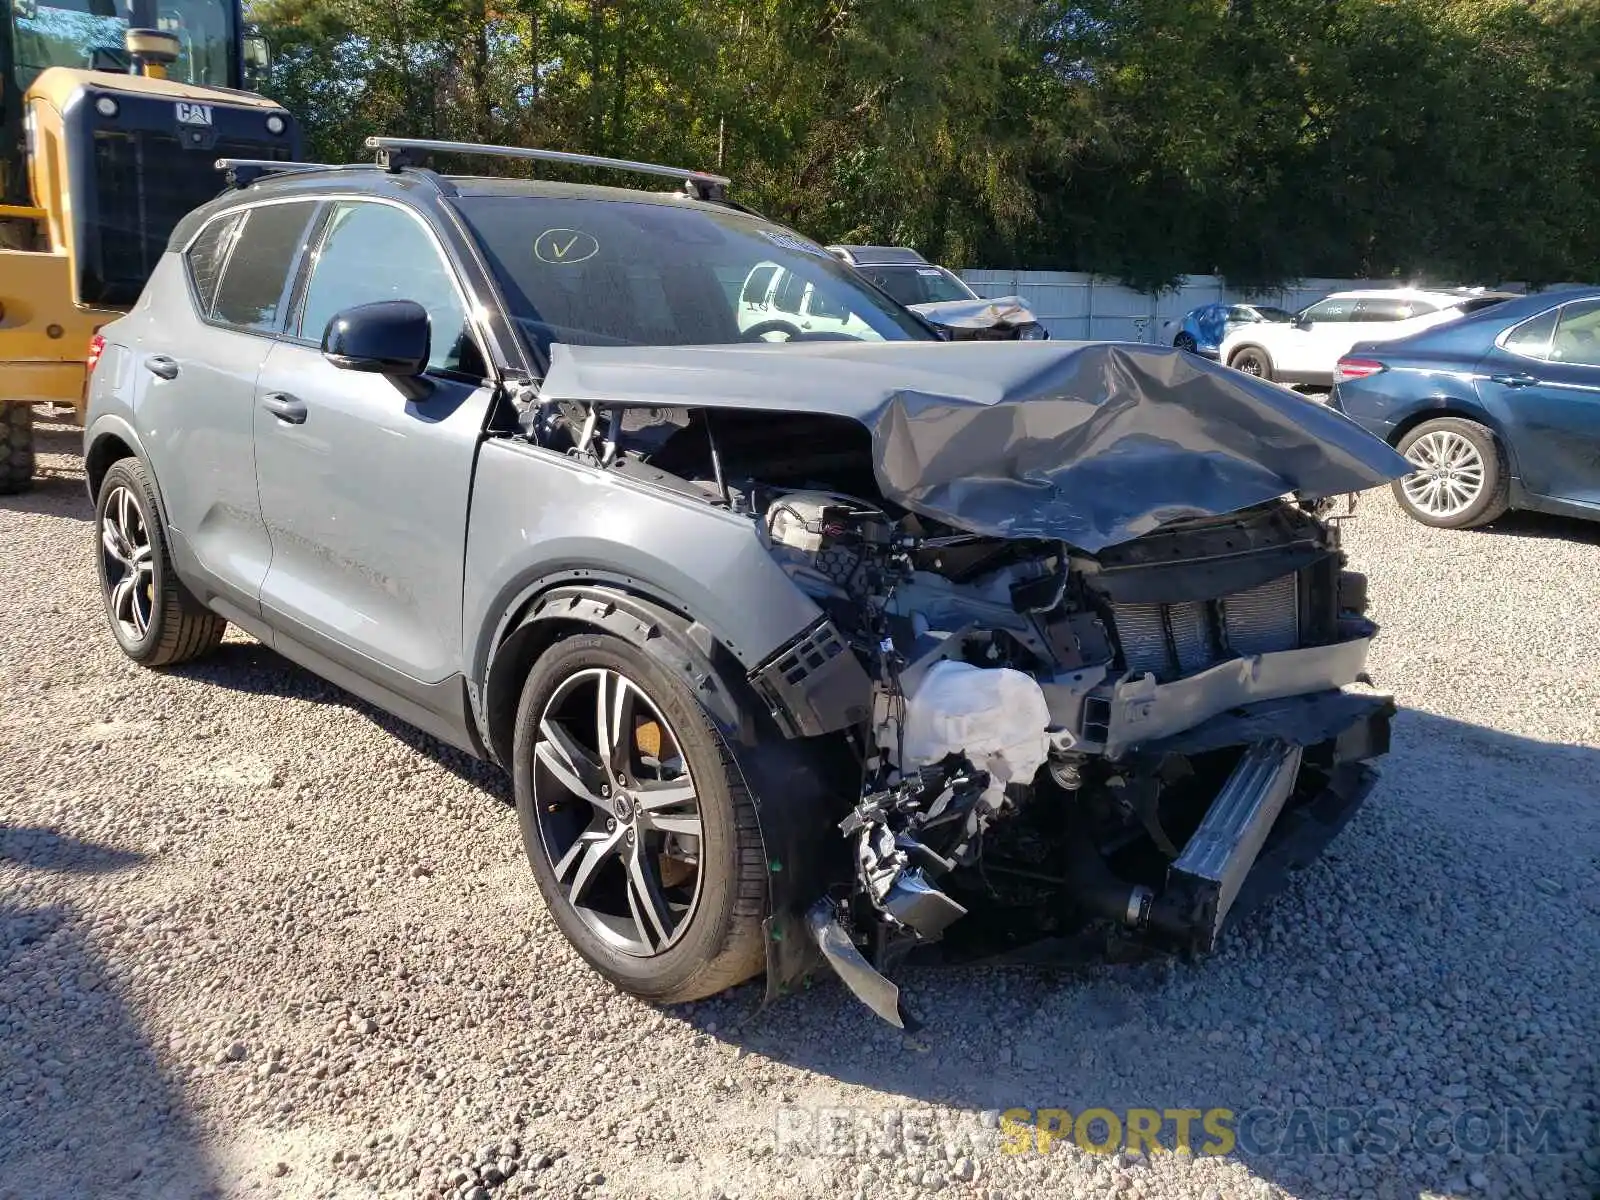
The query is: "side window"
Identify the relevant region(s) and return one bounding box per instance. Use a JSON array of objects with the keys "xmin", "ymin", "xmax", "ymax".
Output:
[
  {"xmin": 1302, "ymin": 298, "xmax": 1357, "ymax": 323},
  {"xmin": 1549, "ymin": 299, "xmax": 1600, "ymax": 368},
  {"xmin": 1352, "ymin": 298, "xmax": 1414, "ymax": 322},
  {"xmin": 772, "ymin": 270, "xmax": 806, "ymax": 316},
  {"xmin": 297, "ymin": 202, "xmax": 478, "ymax": 375},
  {"xmin": 741, "ymin": 265, "xmax": 777, "ymax": 305},
  {"xmin": 211, "ymin": 202, "xmax": 318, "ymax": 332},
  {"xmin": 1503, "ymin": 307, "xmax": 1560, "ymax": 360},
  {"xmin": 184, "ymin": 212, "xmax": 243, "ymax": 316}
]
